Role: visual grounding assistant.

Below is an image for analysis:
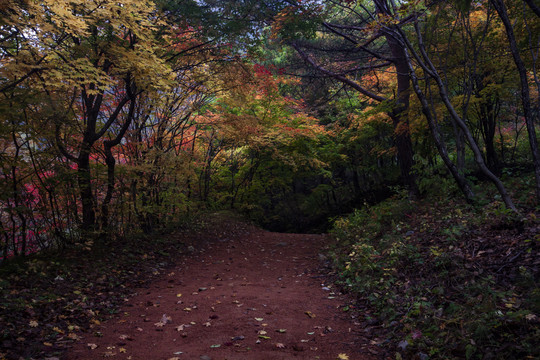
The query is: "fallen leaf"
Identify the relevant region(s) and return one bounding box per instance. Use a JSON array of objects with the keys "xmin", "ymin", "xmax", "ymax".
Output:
[
  {"xmin": 254, "ymin": 317, "xmax": 263, "ymax": 321},
  {"xmin": 337, "ymin": 354, "xmax": 350, "ymax": 360},
  {"xmin": 176, "ymin": 293, "xmax": 182, "ymax": 297},
  {"xmin": 119, "ymin": 348, "xmax": 127, "ymax": 353},
  {"xmin": 276, "ymin": 329, "xmax": 286, "ymax": 333},
  {"xmin": 305, "ymin": 311, "xmax": 316, "ymax": 318},
  {"xmin": 210, "ymin": 344, "xmax": 221, "ymax": 348},
  {"xmin": 29, "ymin": 320, "xmax": 38, "ymax": 328},
  {"xmin": 183, "ymin": 308, "xmax": 192, "ymax": 312},
  {"xmin": 203, "ymin": 322, "xmax": 211, "ymax": 327},
  {"xmin": 67, "ymin": 333, "xmax": 80, "ymax": 340},
  {"xmin": 176, "ymin": 325, "xmax": 186, "ymax": 331},
  {"xmin": 87, "ymin": 343, "xmax": 98, "ymax": 350},
  {"xmin": 275, "ymin": 343, "xmax": 286, "ymax": 349},
  {"xmin": 258, "ymin": 335, "xmax": 271, "ymax": 340},
  {"xmin": 258, "ymin": 330, "xmax": 267, "ymax": 335}
]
